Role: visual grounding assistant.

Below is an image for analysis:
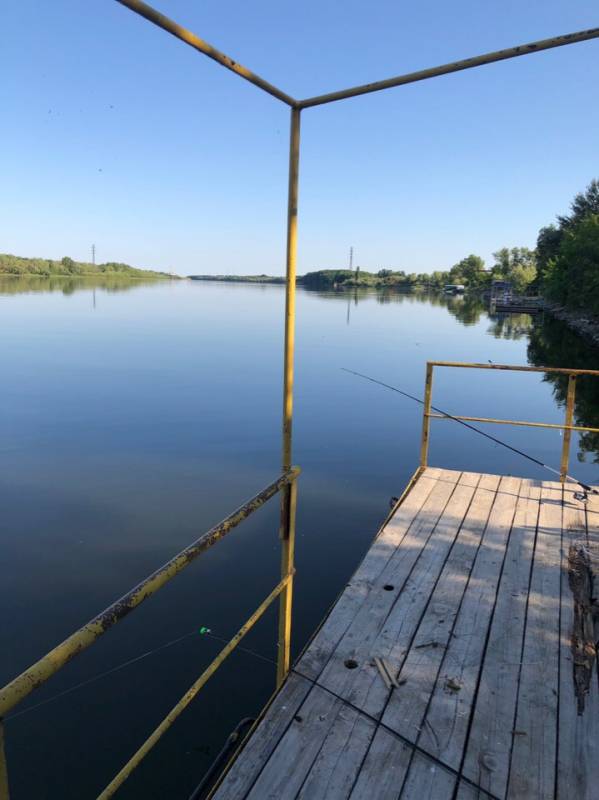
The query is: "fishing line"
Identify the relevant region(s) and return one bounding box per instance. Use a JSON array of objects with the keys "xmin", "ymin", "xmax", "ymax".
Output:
[
  {"xmin": 342, "ymin": 367, "xmax": 597, "ymax": 498},
  {"xmin": 6, "ymin": 630, "xmax": 197, "ymax": 721},
  {"xmin": 6, "ymin": 628, "xmax": 275, "ymax": 721},
  {"xmin": 290, "ymin": 667, "xmax": 501, "ymax": 800}
]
